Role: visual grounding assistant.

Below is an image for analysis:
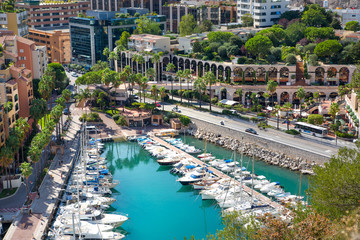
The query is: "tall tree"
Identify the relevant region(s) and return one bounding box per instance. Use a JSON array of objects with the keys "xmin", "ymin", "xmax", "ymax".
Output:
[
  {"xmin": 159, "ymin": 86, "xmax": 166, "ymax": 111},
  {"xmin": 203, "ymin": 71, "xmax": 216, "ymax": 112},
  {"xmin": 296, "ymin": 87, "xmax": 306, "ymax": 118},
  {"xmin": 236, "ymin": 88, "xmax": 243, "ymax": 105},
  {"xmin": 266, "ymin": 80, "xmax": 278, "ymax": 105},
  {"xmin": 241, "ymin": 13, "xmax": 254, "ymax": 27},
  {"xmin": 176, "ymin": 70, "xmax": 184, "ymax": 103},
  {"xmin": 345, "ymin": 21, "xmax": 360, "ymax": 32},
  {"xmin": 134, "ymin": 15, "xmax": 161, "ymax": 35},
  {"xmin": 179, "ymin": 14, "xmax": 197, "ymax": 37},
  {"xmin": 15, "ymin": 118, "xmax": 30, "ymax": 162},
  {"xmin": 194, "ymin": 77, "xmax": 206, "ymax": 109},
  {"xmin": 166, "ymin": 63, "xmax": 176, "ymax": 101},
  {"xmin": 245, "ymin": 35, "xmax": 273, "ymax": 59},
  {"xmin": 283, "ymin": 102, "xmax": 293, "ymax": 130},
  {"xmin": 150, "ymin": 53, "xmax": 162, "ymax": 82},
  {"xmin": 151, "ymin": 85, "xmax": 158, "ymax": 104},
  {"xmin": 182, "ymin": 69, "xmax": 192, "ymax": 104},
  {"xmin": 20, "ymin": 162, "xmax": 33, "ymax": 202},
  {"xmin": 329, "ymin": 102, "xmax": 340, "ymax": 120},
  {"xmin": 30, "ymin": 98, "xmax": 47, "ymax": 127},
  {"xmin": 47, "ymin": 63, "xmax": 68, "ymax": 93}
]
